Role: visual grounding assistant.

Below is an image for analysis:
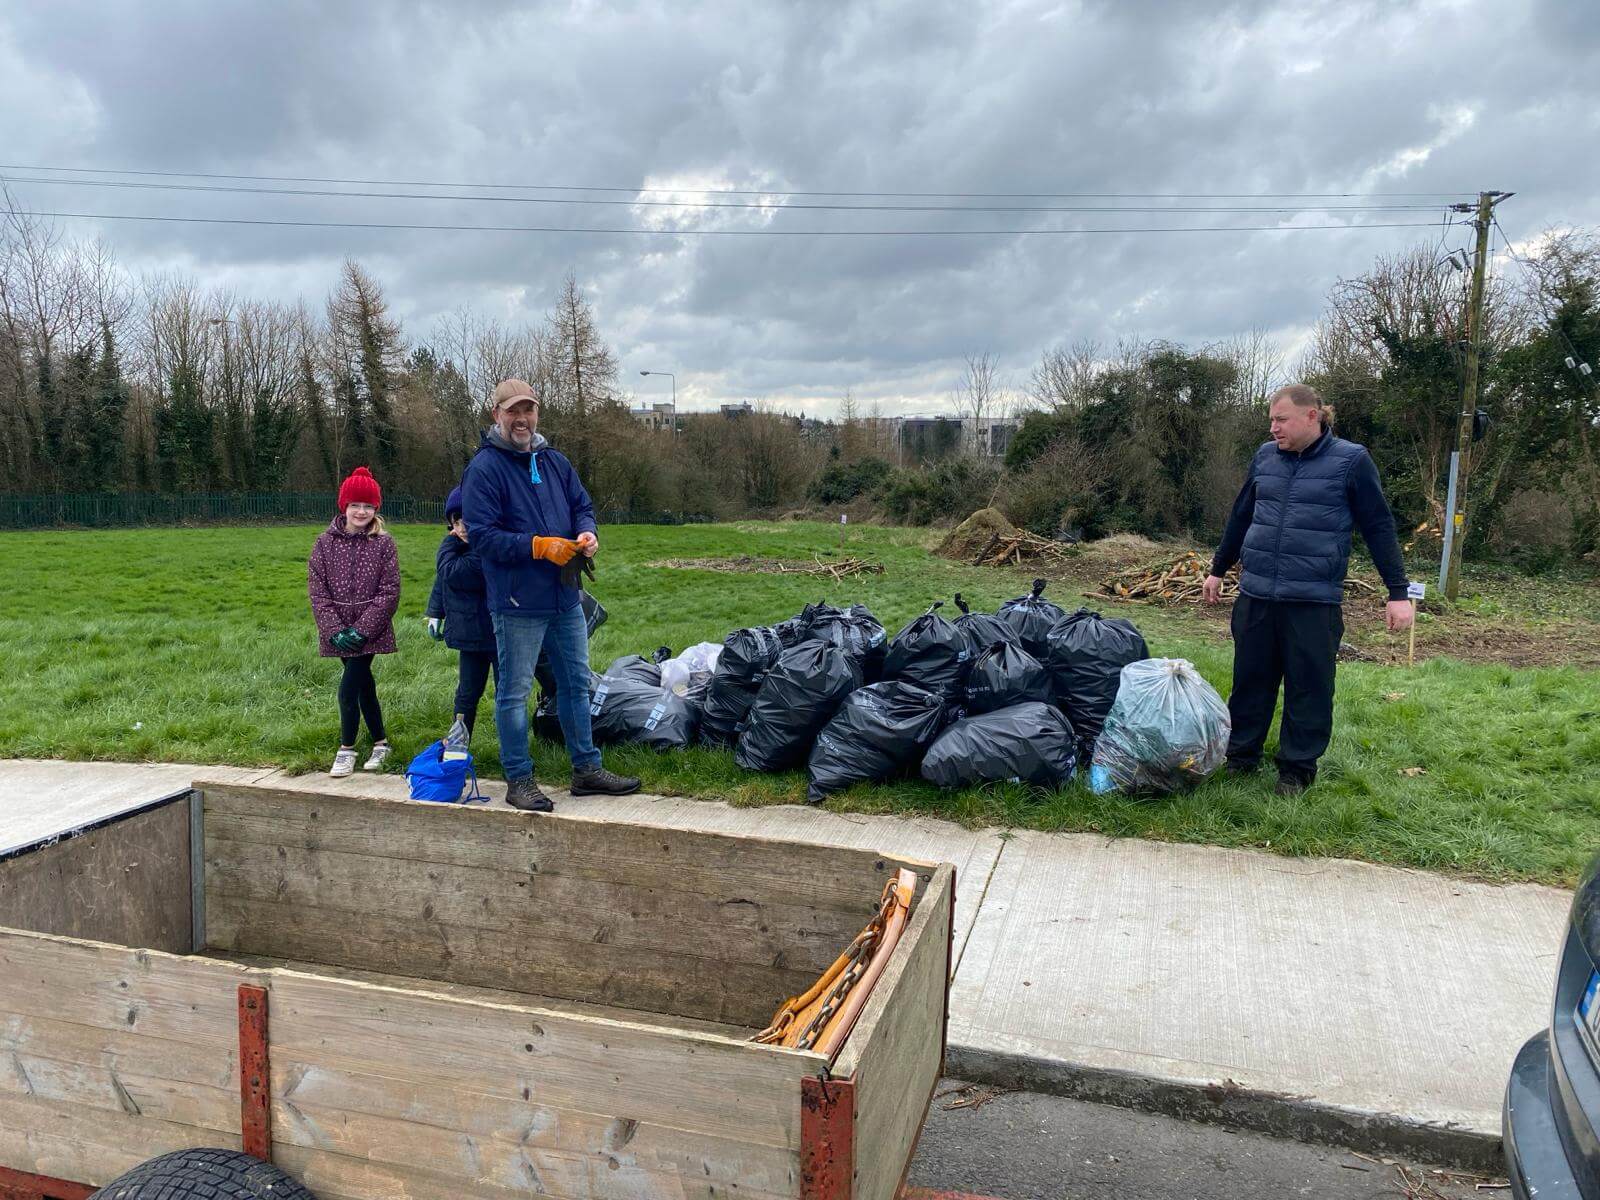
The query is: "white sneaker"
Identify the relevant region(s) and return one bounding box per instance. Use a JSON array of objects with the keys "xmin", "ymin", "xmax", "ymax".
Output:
[
  {"xmin": 330, "ymin": 748, "xmax": 357, "ymax": 778},
  {"xmin": 362, "ymin": 742, "xmax": 391, "ymax": 771}
]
